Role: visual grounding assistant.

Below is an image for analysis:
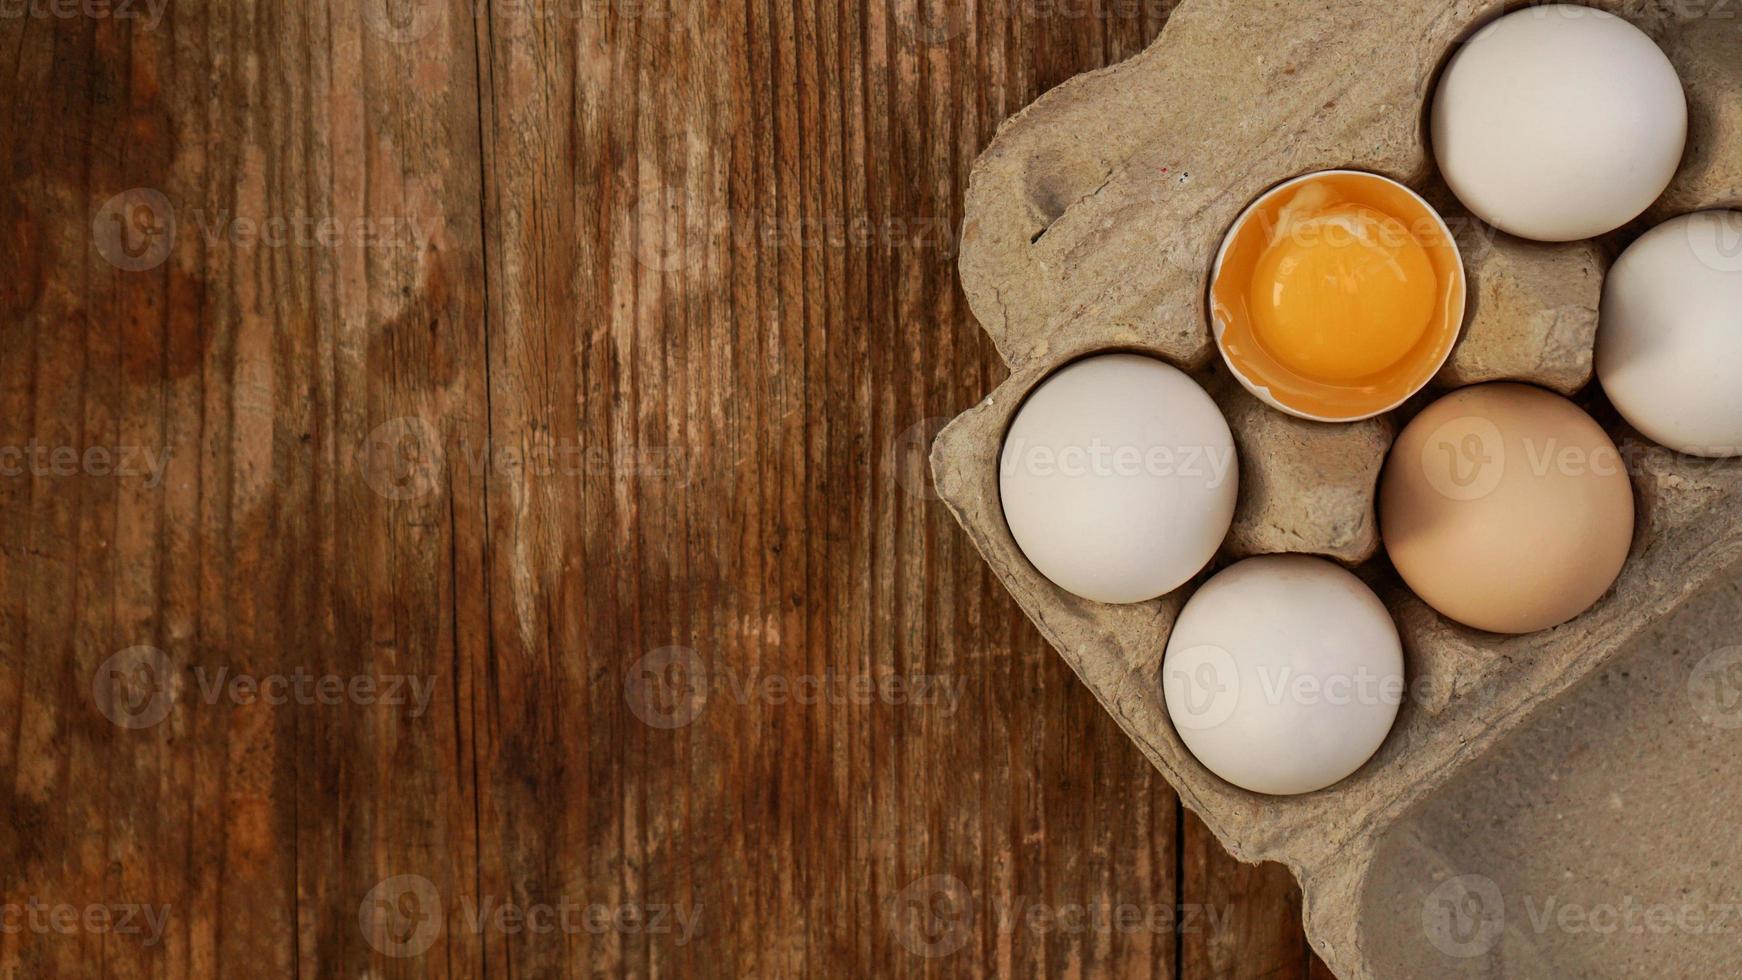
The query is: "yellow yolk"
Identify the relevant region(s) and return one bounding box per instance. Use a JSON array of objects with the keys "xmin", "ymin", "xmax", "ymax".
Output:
[
  {"xmin": 1210, "ymin": 170, "xmax": 1465, "ymax": 421},
  {"xmin": 1247, "ymin": 202, "xmax": 1436, "ymax": 384}
]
